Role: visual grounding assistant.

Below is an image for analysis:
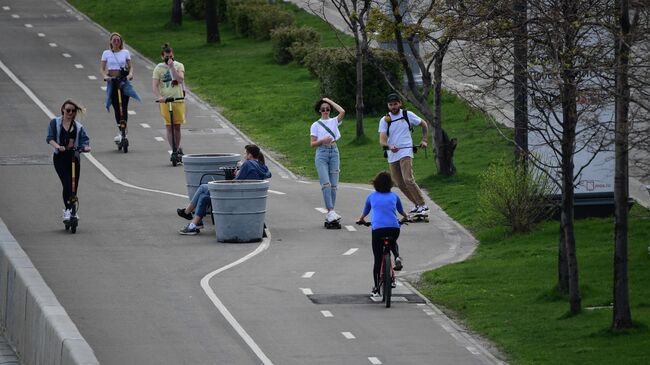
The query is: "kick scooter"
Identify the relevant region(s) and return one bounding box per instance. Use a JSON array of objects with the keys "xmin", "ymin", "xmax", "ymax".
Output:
[
  {"xmin": 64, "ymin": 146, "xmax": 86, "ymax": 234},
  {"xmin": 106, "ymin": 76, "xmax": 129, "ymax": 153},
  {"xmin": 157, "ymin": 97, "xmax": 185, "ymax": 166}
]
